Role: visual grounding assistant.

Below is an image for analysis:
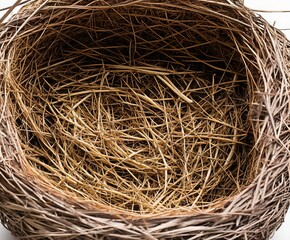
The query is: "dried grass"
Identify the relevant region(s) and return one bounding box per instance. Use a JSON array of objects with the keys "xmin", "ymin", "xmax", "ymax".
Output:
[{"xmin": 0, "ymin": 0, "xmax": 289, "ymax": 239}]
